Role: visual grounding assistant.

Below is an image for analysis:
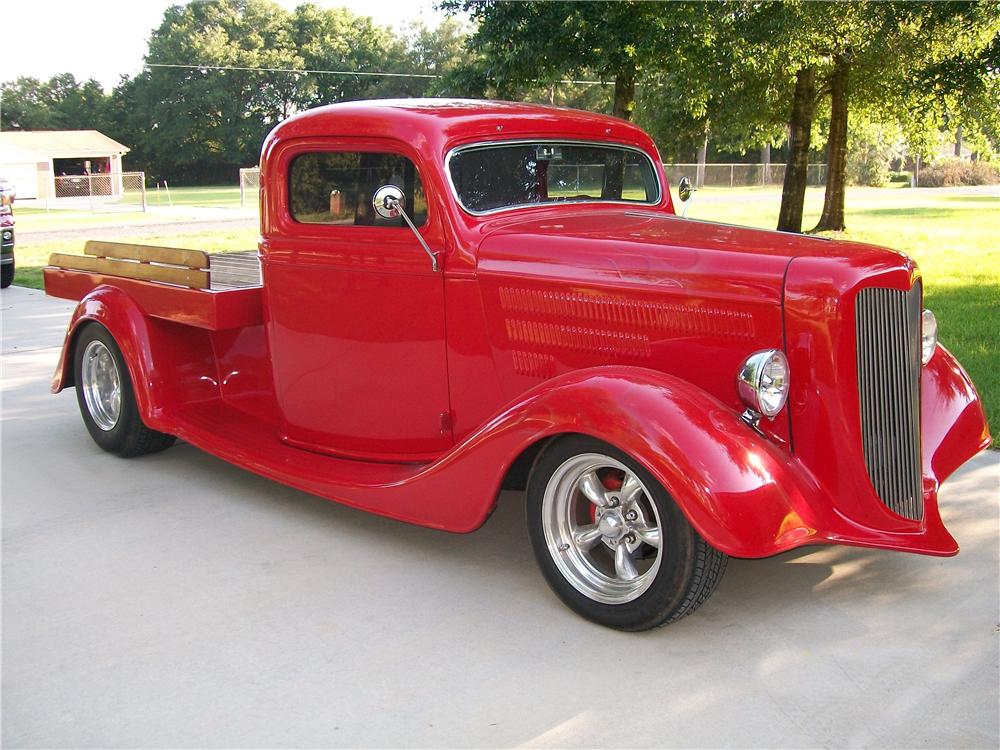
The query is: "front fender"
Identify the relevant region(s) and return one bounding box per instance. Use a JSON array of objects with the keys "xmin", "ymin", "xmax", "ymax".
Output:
[
  {"xmin": 374, "ymin": 366, "xmax": 815, "ymax": 550},
  {"xmin": 923, "ymin": 344, "xmax": 991, "ymax": 484},
  {"xmin": 465, "ymin": 363, "xmax": 975, "ymax": 557},
  {"xmin": 496, "ymin": 367, "xmax": 823, "ymax": 557}
]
